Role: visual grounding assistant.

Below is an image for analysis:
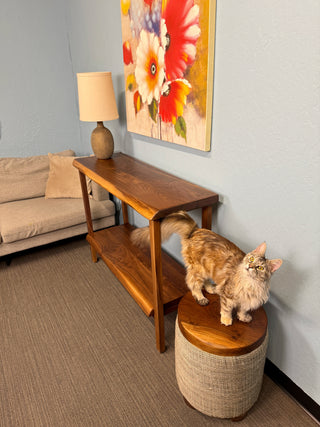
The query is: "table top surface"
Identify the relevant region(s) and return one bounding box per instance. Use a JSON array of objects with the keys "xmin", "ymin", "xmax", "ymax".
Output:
[
  {"xmin": 73, "ymin": 153, "xmax": 219, "ymax": 220},
  {"xmin": 178, "ymin": 293, "xmax": 268, "ymax": 356}
]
